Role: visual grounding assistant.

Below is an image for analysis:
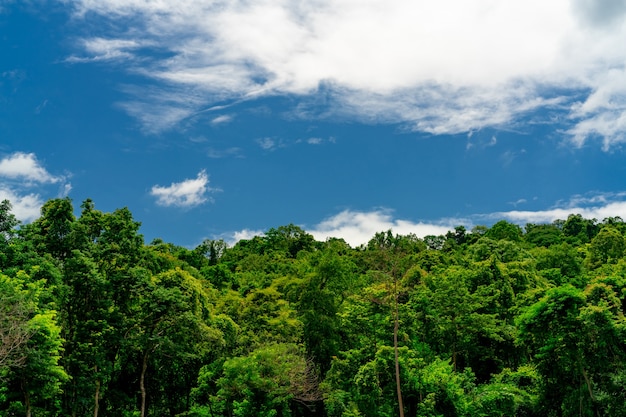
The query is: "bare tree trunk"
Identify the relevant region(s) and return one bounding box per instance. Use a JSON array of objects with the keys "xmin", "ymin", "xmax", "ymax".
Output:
[
  {"xmin": 25, "ymin": 392, "xmax": 31, "ymax": 417},
  {"xmin": 394, "ymin": 278, "xmax": 405, "ymax": 417},
  {"xmin": 94, "ymin": 366, "xmax": 100, "ymax": 417},
  {"xmin": 581, "ymin": 367, "xmax": 600, "ymax": 417},
  {"xmin": 140, "ymin": 351, "xmax": 149, "ymax": 417}
]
